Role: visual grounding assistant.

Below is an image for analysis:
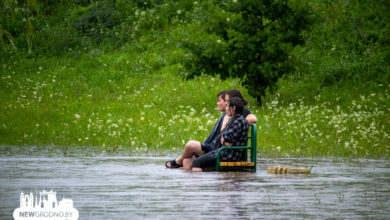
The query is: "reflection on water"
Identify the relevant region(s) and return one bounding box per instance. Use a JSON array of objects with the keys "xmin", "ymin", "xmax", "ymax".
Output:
[{"xmin": 0, "ymin": 146, "xmax": 389, "ymax": 219}]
